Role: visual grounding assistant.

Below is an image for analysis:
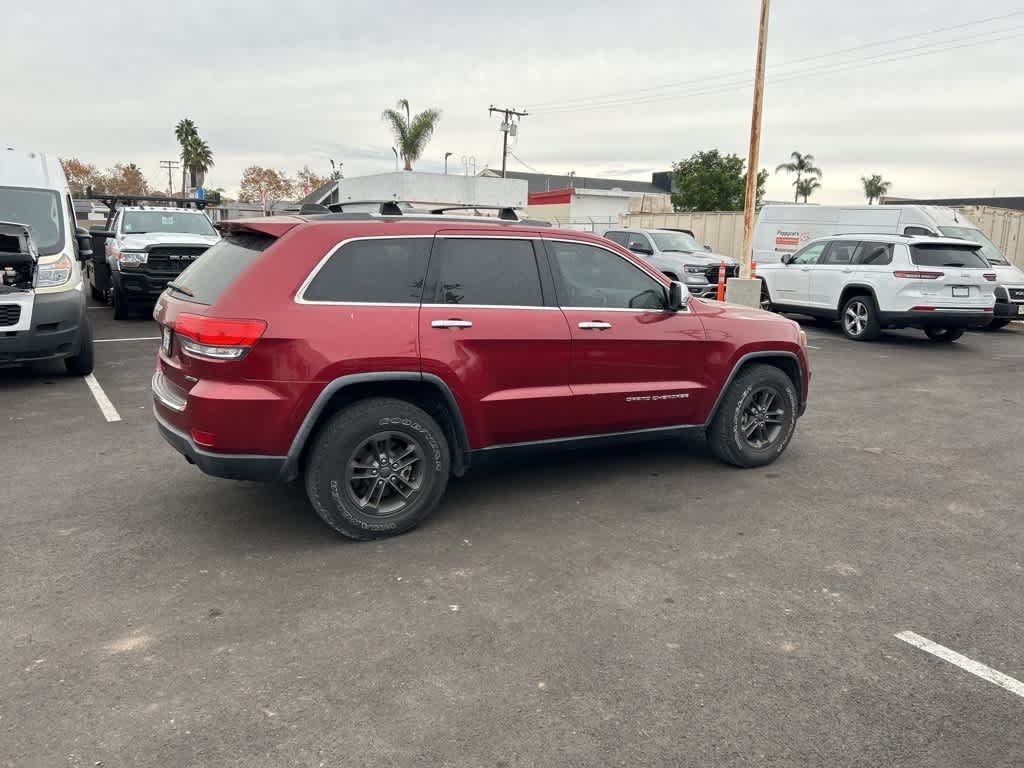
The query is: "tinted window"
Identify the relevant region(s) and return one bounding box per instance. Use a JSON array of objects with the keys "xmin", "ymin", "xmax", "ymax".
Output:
[
  {"xmin": 304, "ymin": 238, "xmax": 430, "ymax": 303},
  {"xmin": 853, "ymin": 242, "xmax": 894, "ymax": 265},
  {"xmin": 604, "ymin": 231, "xmax": 628, "ymax": 246},
  {"xmin": 626, "ymin": 233, "xmax": 652, "ymax": 252},
  {"xmin": 0, "ymin": 187, "xmax": 64, "ymax": 255},
  {"xmin": 904, "ymin": 226, "xmax": 935, "ymax": 237},
  {"xmin": 435, "ymin": 238, "xmax": 543, "ymax": 306},
  {"xmin": 910, "ymin": 245, "xmax": 988, "ymax": 269},
  {"xmin": 122, "ymin": 210, "xmax": 216, "ymax": 236},
  {"xmin": 548, "ymin": 241, "xmax": 667, "ymax": 310},
  {"xmin": 792, "ymin": 242, "xmax": 827, "ymax": 265},
  {"xmin": 822, "ymin": 241, "xmax": 857, "ymax": 265},
  {"xmin": 170, "ymin": 233, "xmax": 273, "ymax": 305}
]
